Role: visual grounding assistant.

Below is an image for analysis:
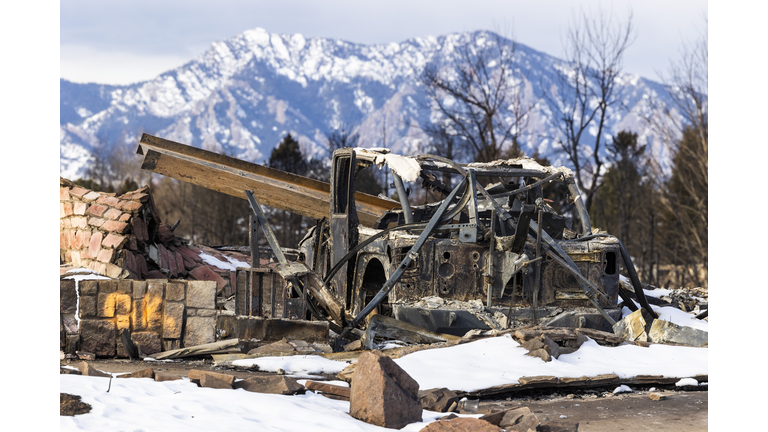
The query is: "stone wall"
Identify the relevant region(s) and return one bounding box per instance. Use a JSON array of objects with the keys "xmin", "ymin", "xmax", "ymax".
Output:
[{"xmin": 61, "ymin": 278, "xmax": 217, "ymax": 358}]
